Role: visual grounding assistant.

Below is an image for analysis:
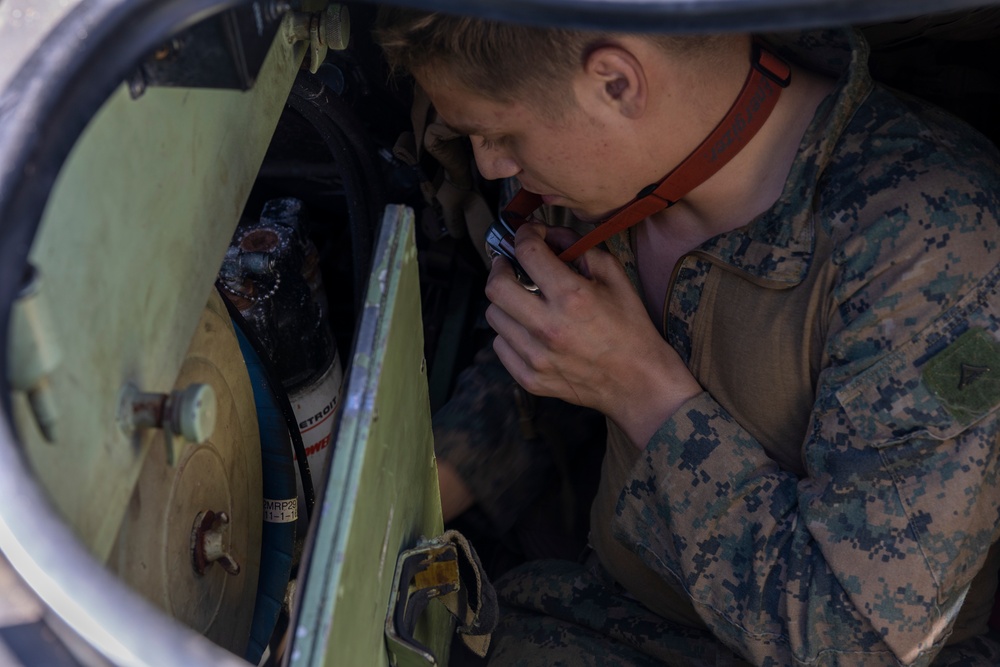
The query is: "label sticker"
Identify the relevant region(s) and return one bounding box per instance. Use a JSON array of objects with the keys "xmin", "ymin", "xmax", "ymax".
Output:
[{"xmin": 263, "ymin": 498, "xmax": 298, "ymax": 523}]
